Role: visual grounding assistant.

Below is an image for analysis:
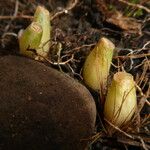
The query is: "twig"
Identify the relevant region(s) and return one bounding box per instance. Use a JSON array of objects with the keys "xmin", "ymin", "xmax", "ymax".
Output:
[
  {"xmin": 106, "ymin": 118, "xmax": 150, "ymax": 150},
  {"xmin": 1, "ymin": 0, "xmax": 20, "ymax": 47},
  {"xmin": 64, "ymin": 43, "xmax": 96, "ymax": 54},
  {"xmin": 80, "ymin": 132, "xmax": 103, "ymax": 143},
  {"xmin": 134, "ymin": 59, "xmax": 147, "ymax": 69},
  {"xmin": 67, "ymin": 63, "xmax": 83, "ymax": 79},
  {"xmin": 0, "ymin": 15, "xmax": 33, "ymax": 20},
  {"xmin": 134, "ymin": 41, "xmax": 150, "ymax": 53},
  {"xmin": 118, "ymin": 138, "xmax": 150, "ymax": 149},
  {"xmin": 141, "ymin": 114, "xmax": 150, "ymax": 127},
  {"xmin": 51, "ymin": 0, "xmax": 78, "ymax": 20},
  {"xmin": 2, "ymin": 32, "xmax": 18, "ymax": 38},
  {"xmin": 135, "ymin": 83, "xmax": 150, "ymax": 106},
  {"xmin": 114, "ymin": 53, "xmax": 150, "ymax": 59},
  {"xmin": 105, "ymin": 119, "xmax": 134, "ymax": 139},
  {"xmin": 0, "ymin": 0, "xmax": 78, "ymax": 21},
  {"xmin": 118, "ymin": 0, "xmax": 150, "ymax": 13},
  {"xmin": 3, "ymin": 0, "xmax": 19, "ymax": 32},
  {"xmin": 139, "ymin": 137, "xmax": 149, "ymax": 150},
  {"xmin": 41, "ymin": 54, "xmax": 74, "ymax": 65},
  {"xmin": 13, "ymin": 0, "xmax": 19, "ymax": 17}
]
